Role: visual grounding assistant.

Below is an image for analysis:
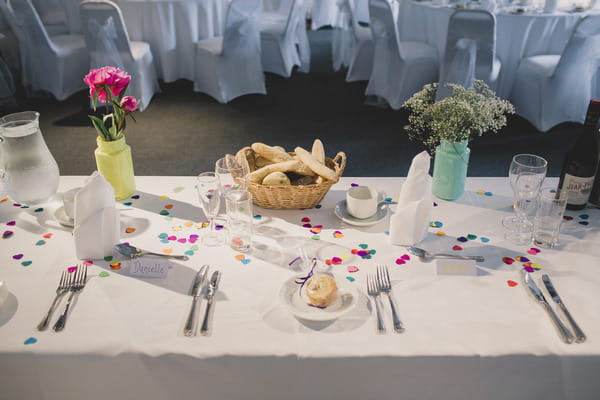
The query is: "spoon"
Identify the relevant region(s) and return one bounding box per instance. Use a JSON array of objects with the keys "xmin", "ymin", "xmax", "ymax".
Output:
[
  {"xmin": 115, "ymin": 243, "xmax": 190, "ymax": 261},
  {"xmin": 407, "ymin": 246, "xmax": 484, "ymax": 262},
  {"xmin": 378, "ymin": 201, "xmax": 397, "ymax": 209}
]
